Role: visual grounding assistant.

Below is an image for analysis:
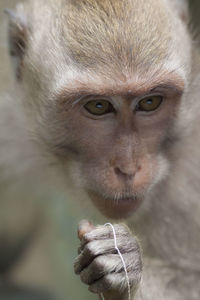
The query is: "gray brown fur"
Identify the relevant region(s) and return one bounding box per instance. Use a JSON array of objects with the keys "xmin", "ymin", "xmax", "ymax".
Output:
[{"xmin": 0, "ymin": 0, "xmax": 200, "ymax": 299}]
